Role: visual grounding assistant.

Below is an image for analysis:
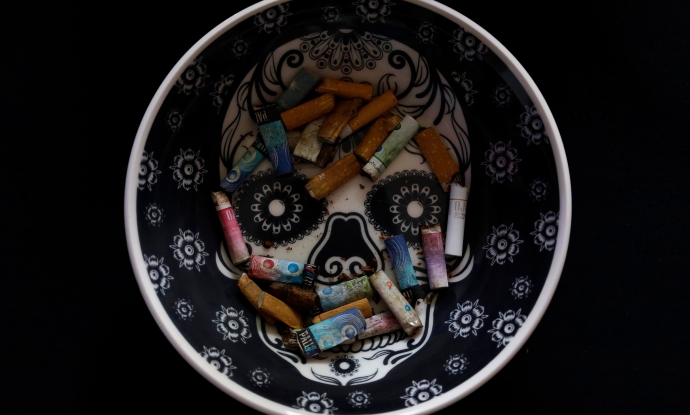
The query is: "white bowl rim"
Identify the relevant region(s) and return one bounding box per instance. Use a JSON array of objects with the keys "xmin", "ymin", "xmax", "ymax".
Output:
[{"xmin": 124, "ymin": 0, "xmax": 573, "ymax": 413}]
